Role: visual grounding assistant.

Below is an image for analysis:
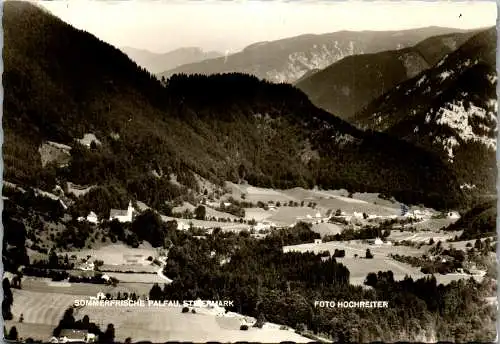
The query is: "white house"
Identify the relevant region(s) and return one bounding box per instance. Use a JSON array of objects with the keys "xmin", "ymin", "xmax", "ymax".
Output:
[
  {"xmin": 447, "ymin": 211, "xmax": 460, "ymax": 220},
  {"xmin": 109, "ymin": 201, "xmax": 135, "ymax": 223},
  {"xmin": 314, "ymin": 239, "xmax": 322, "ymax": 245},
  {"xmin": 86, "ymin": 211, "xmax": 99, "ymax": 224},
  {"xmin": 58, "ymin": 329, "xmax": 94, "ymax": 343},
  {"xmin": 77, "ymin": 133, "xmax": 102, "ymax": 148},
  {"xmin": 254, "ymin": 221, "xmax": 275, "ymax": 232},
  {"xmin": 374, "ymin": 237, "xmax": 383, "ymax": 245},
  {"xmin": 353, "ymin": 211, "xmax": 363, "ymax": 219},
  {"xmin": 177, "ymin": 221, "xmax": 190, "ymax": 230},
  {"xmin": 79, "ymin": 261, "xmax": 94, "ymax": 271},
  {"xmin": 315, "ymin": 212, "xmax": 322, "ymax": 218}
]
